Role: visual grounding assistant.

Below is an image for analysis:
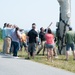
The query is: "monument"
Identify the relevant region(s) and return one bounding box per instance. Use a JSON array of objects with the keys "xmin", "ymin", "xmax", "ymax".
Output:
[{"xmin": 57, "ymin": 0, "xmax": 71, "ymax": 54}]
